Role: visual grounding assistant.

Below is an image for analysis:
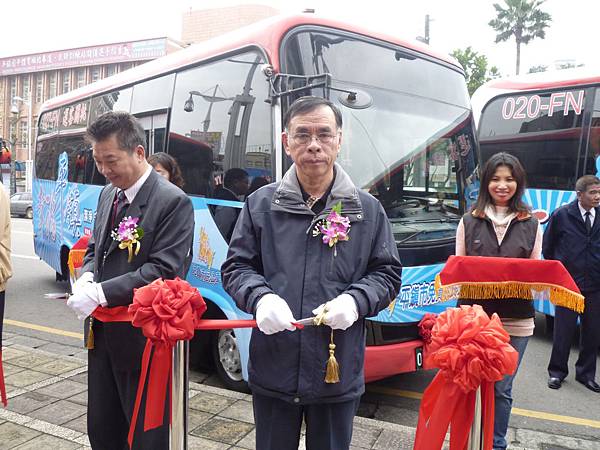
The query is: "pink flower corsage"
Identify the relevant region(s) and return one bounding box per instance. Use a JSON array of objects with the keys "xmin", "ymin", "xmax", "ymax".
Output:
[
  {"xmin": 313, "ymin": 202, "xmax": 350, "ymax": 256},
  {"xmin": 111, "ymin": 216, "xmax": 144, "ymax": 262}
]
